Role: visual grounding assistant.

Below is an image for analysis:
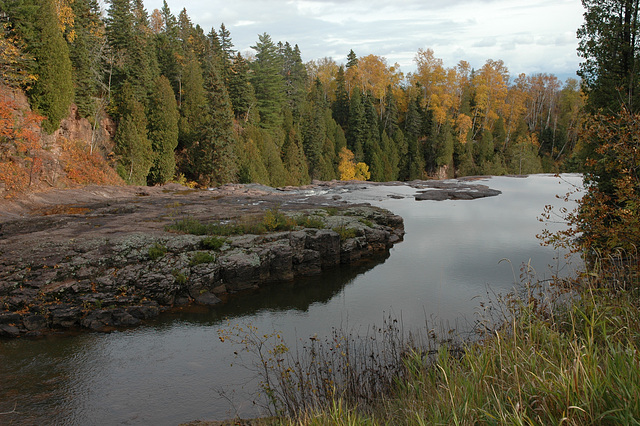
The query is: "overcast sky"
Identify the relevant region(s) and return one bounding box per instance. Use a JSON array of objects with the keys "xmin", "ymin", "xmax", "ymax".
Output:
[{"xmin": 140, "ymin": 0, "xmax": 585, "ymax": 81}]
